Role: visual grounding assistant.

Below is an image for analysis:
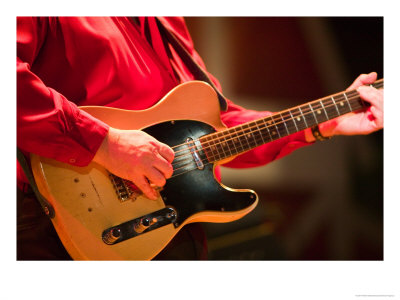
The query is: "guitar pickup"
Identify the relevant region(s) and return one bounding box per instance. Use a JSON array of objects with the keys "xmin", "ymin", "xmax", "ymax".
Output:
[
  {"xmin": 186, "ymin": 137, "xmax": 204, "ymax": 170},
  {"xmin": 102, "ymin": 207, "xmax": 177, "ymax": 245}
]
